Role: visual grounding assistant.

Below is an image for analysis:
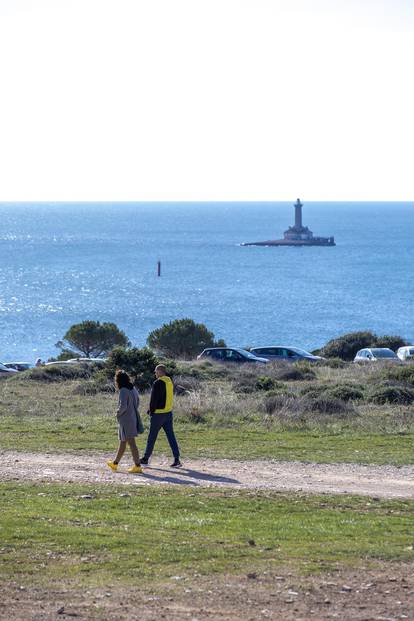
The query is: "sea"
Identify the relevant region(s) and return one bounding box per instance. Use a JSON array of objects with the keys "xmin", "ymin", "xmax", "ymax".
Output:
[{"xmin": 0, "ymin": 201, "xmax": 413, "ymax": 362}]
